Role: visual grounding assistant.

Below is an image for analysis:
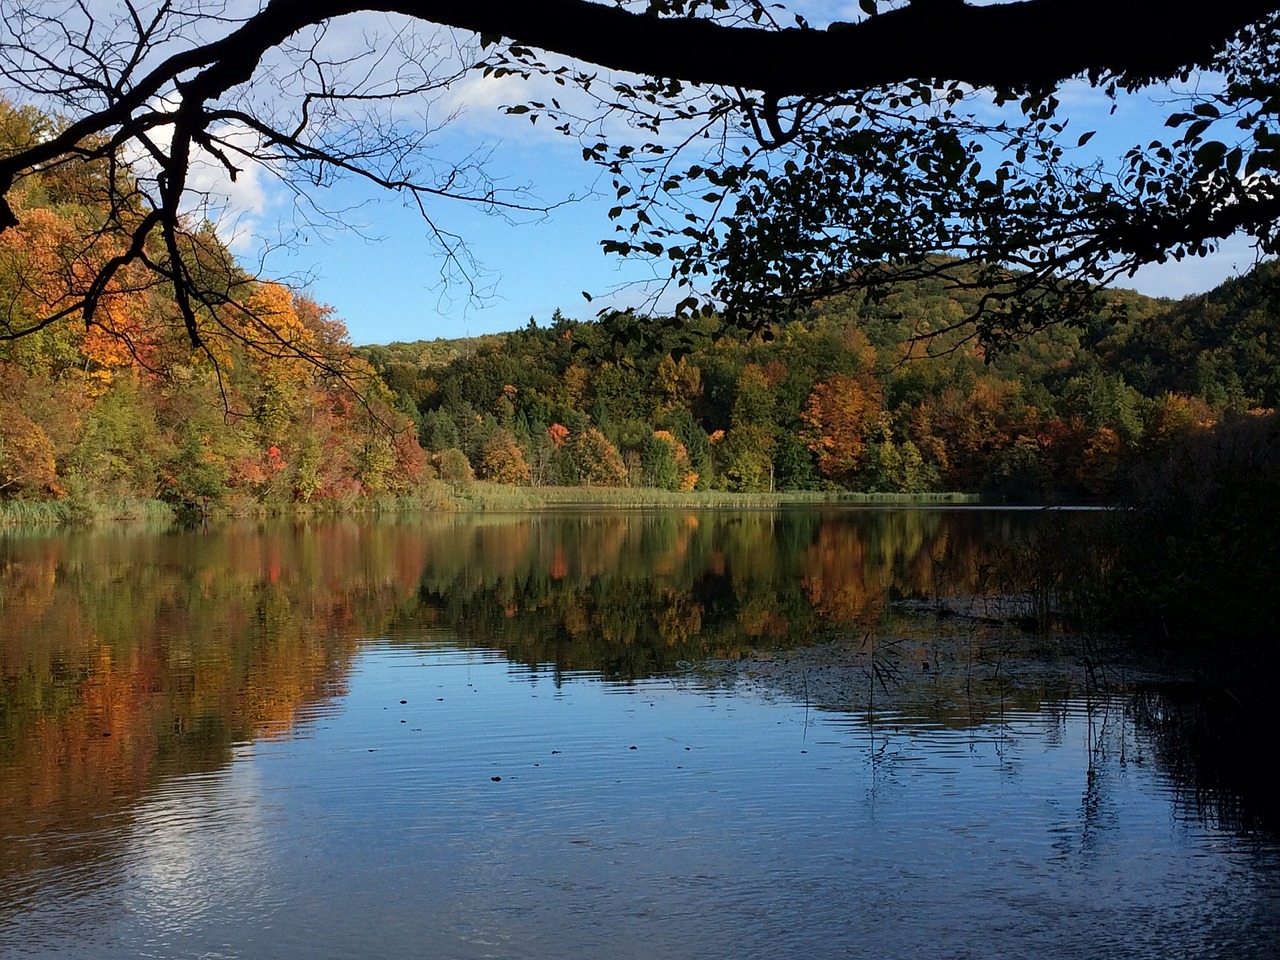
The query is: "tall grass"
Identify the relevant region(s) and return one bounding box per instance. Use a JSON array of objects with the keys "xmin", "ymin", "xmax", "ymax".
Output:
[
  {"xmin": 0, "ymin": 495, "xmax": 175, "ymax": 526},
  {"xmin": 0, "ymin": 499, "xmax": 65, "ymax": 526},
  {"xmin": 0, "ymin": 478, "xmax": 980, "ymax": 527},
  {"xmin": 483, "ymin": 485, "xmax": 980, "ymax": 509},
  {"xmin": 206, "ymin": 480, "xmax": 463, "ymax": 519}
]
